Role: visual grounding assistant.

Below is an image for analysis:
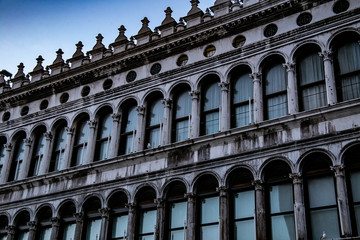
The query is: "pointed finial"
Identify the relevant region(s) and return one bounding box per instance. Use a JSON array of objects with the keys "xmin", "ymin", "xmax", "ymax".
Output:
[
  {"xmin": 205, "ymin": 8, "xmax": 211, "ymax": 14},
  {"xmin": 161, "ymin": 7, "xmax": 176, "ymax": 25},
  {"xmin": 53, "ymin": 49, "xmax": 64, "ymax": 64},
  {"xmin": 141, "ymin": 17, "xmax": 150, "ymax": 26},
  {"xmin": 93, "ymin": 33, "xmax": 105, "ymax": 50},
  {"xmin": 14, "ymin": 63, "xmax": 25, "ymax": 78},
  {"xmin": 115, "ymin": 25, "xmax": 128, "ymax": 42},
  {"xmin": 33, "ymin": 55, "xmax": 44, "ymax": 72},
  {"xmin": 137, "ymin": 17, "xmax": 152, "ymax": 35},
  {"xmin": 188, "ymin": 0, "xmax": 202, "ymax": 16},
  {"xmin": 72, "ymin": 41, "xmax": 84, "ymax": 58}
]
